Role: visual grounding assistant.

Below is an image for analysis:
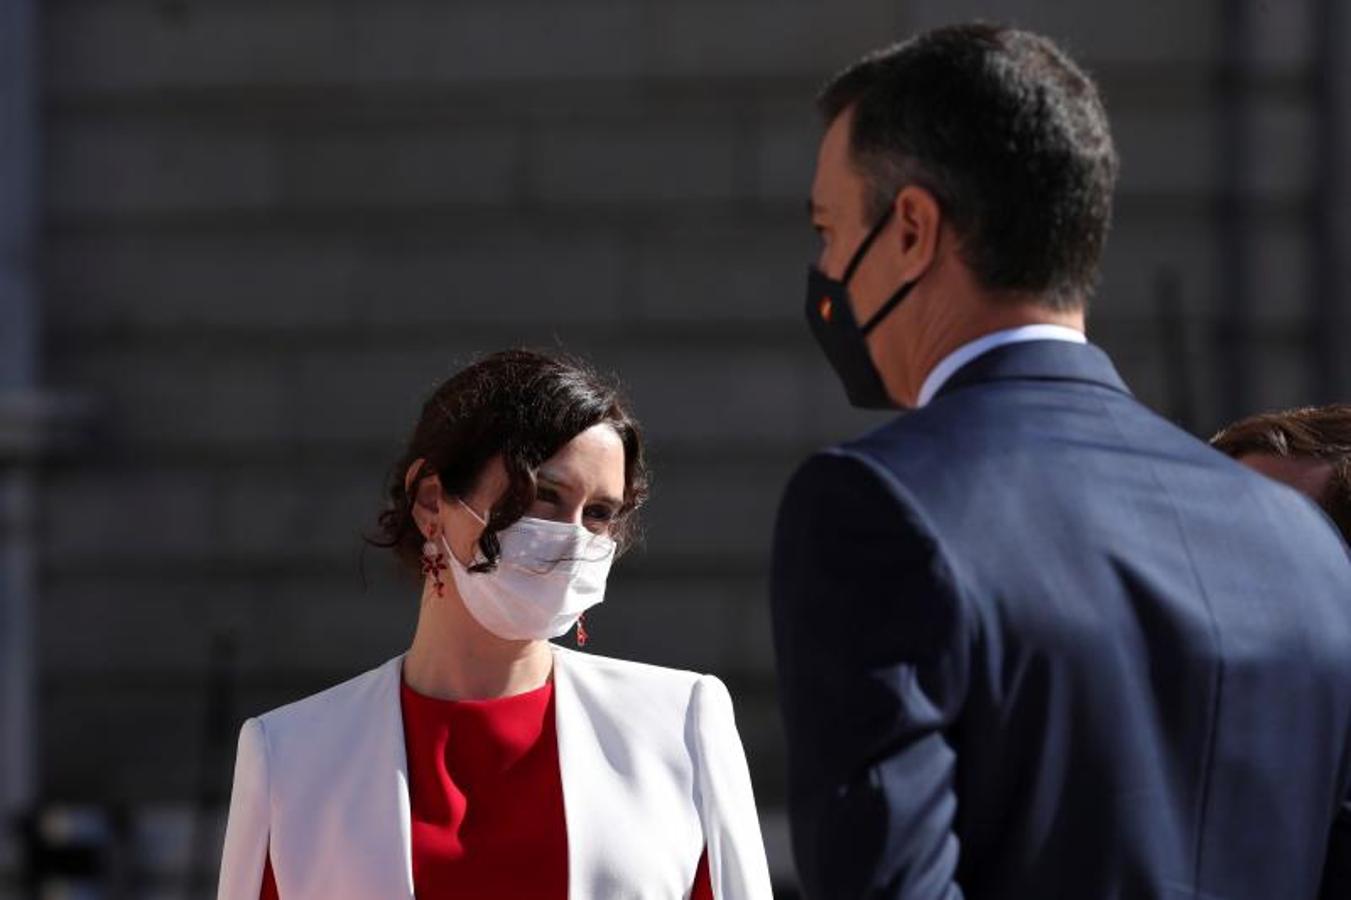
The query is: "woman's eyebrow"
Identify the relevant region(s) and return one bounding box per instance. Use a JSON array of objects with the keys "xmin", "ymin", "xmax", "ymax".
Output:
[
  {"xmin": 591, "ymin": 492, "xmax": 624, "ymax": 510},
  {"xmin": 537, "ymin": 471, "xmax": 572, "ymax": 492},
  {"xmin": 539, "ymin": 470, "xmax": 622, "ymax": 508}
]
